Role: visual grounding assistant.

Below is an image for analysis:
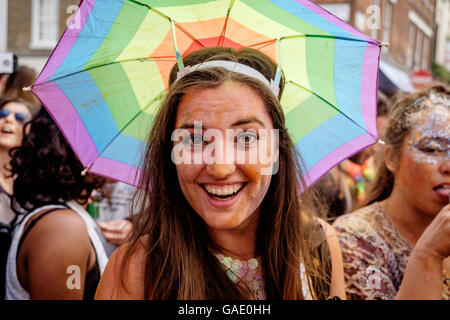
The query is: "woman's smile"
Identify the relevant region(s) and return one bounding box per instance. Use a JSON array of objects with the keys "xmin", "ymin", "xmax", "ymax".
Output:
[{"xmin": 174, "ymin": 80, "xmax": 276, "ymax": 231}]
